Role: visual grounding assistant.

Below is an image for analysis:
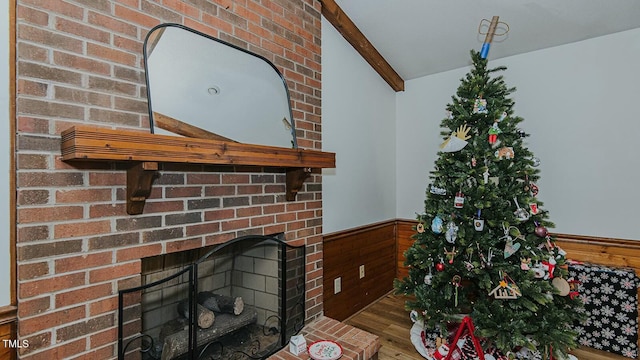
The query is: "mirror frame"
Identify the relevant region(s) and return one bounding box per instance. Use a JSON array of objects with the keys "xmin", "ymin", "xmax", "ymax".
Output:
[{"xmin": 142, "ymin": 23, "xmax": 299, "ymax": 148}]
